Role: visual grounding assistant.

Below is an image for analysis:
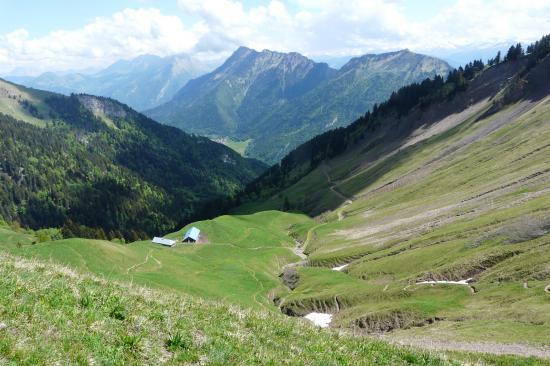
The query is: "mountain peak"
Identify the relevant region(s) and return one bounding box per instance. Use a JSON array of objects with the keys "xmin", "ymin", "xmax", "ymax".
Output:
[
  {"xmin": 221, "ymin": 46, "xmax": 317, "ymax": 76},
  {"xmin": 236, "ymin": 46, "xmax": 253, "ymax": 52},
  {"xmin": 339, "ymin": 49, "xmax": 450, "ymax": 75},
  {"xmin": 148, "ymin": 47, "xmax": 451, "ymax": 163},
  {"xmin": 233, "ymin": 46, "xmax": 256, "ymax": 56},
  {"xmin": 231, "ymin": 46, "xmax": 309, "ymax": 62}
]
